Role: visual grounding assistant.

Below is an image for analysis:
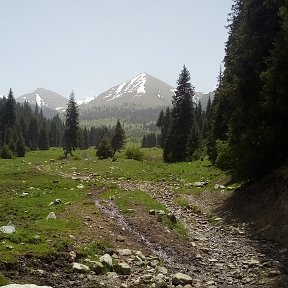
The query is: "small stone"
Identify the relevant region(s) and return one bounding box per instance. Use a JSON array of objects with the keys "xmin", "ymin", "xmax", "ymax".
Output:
[
  {"xmin": 46, "ymin": 212, "xmax": 56, "ymax": 220},
  {"xmin": 116, "ymin": 235, "xmax": 125, "ymax": 242},
  {"xmin": 115, "ymin": 262, "xmax": 131, "ymax": 275},
  {"xmin": 149, "ymin": 209, "xmax": 156, "ymax": 215},
  {"xmin": 172, "ymin": 272, "xmax": 193, "ymax": 286},
  {"xmin": 99, "ymin": 254, "xmax": 113, "ymax": 267},
  {"xmin": 72, "ymin": 262, "xmax": 90, "ymax": 271},
  {"xmin": 157, "ymin": 266, "xmax": 168, "ymax": 275},
  {"xmin": 117, "ymin": 249, "xmax": 132, "ymax": 256}
]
